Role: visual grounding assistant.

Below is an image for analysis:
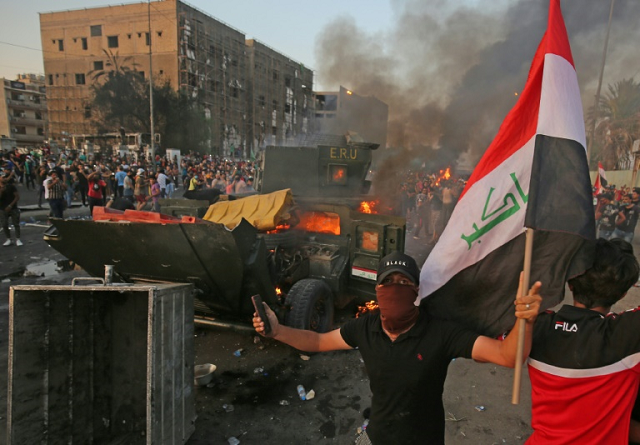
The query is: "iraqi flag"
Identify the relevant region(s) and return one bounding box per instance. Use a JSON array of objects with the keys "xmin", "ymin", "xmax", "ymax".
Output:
[
  {"xmin": 593, "ymin": 162, "xmax": 608, "ymax": 195},
  {"xmin": 418, "ymin": 0, "xmax": 595, "ymax": 337}
]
